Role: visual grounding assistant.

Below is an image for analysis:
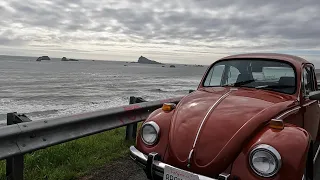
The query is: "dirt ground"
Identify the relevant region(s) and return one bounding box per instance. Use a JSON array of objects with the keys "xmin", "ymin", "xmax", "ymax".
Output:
[{"xmin": 78, "ymin": 157, "xmax": 148, "ymax": 180}]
